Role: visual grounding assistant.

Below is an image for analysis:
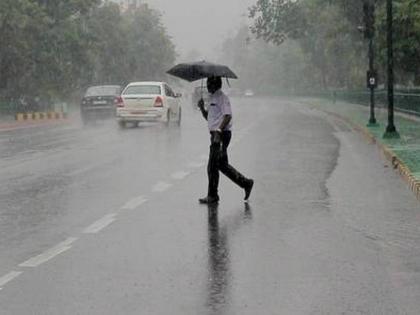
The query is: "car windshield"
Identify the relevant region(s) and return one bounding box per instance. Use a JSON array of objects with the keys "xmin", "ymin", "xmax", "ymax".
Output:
[
  {"xmin": 124, "ymin": 85, "xmax": 161, "ymax": 95},
  {"xmin": 85, "ymin": 86, "xmax": 120, "ymax": 97}
]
